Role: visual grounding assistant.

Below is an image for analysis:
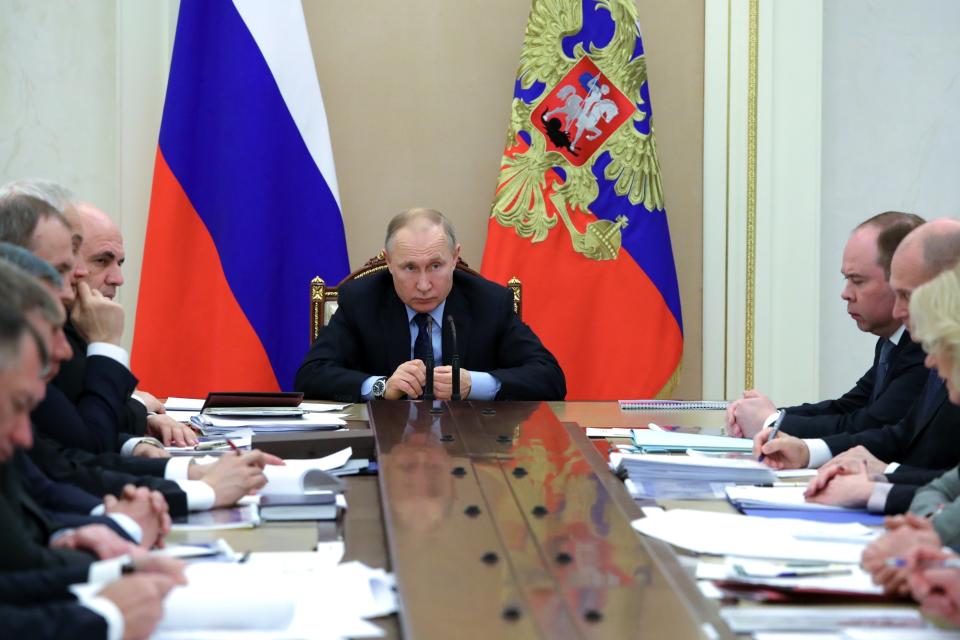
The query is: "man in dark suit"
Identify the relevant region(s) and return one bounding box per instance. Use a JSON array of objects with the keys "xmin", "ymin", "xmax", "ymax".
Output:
[
  {"xmin": 296, "ymin": 208, "xmax": 566, "ymax": 402},
  {"xmin": 757, "ymin": 219, "xmax": 960, "ymax": 514},
  {"xmin": 727, "ymin": 211, "xmax": 927, "ymax": 439}
]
